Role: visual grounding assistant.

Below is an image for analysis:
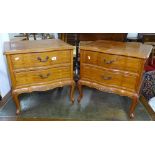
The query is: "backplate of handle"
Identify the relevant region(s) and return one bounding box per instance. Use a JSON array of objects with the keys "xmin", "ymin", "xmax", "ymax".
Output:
[
  {"xmin": 37, "ymin": 56, "xmax": 49, "ymax": 62},
  {"xmin": 103, "ymin": 59, "xmax": 114, "ymax": 64},
  {"xmin": 39, "ymin": 73, "xmax": 51, "ymax": 79}
]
